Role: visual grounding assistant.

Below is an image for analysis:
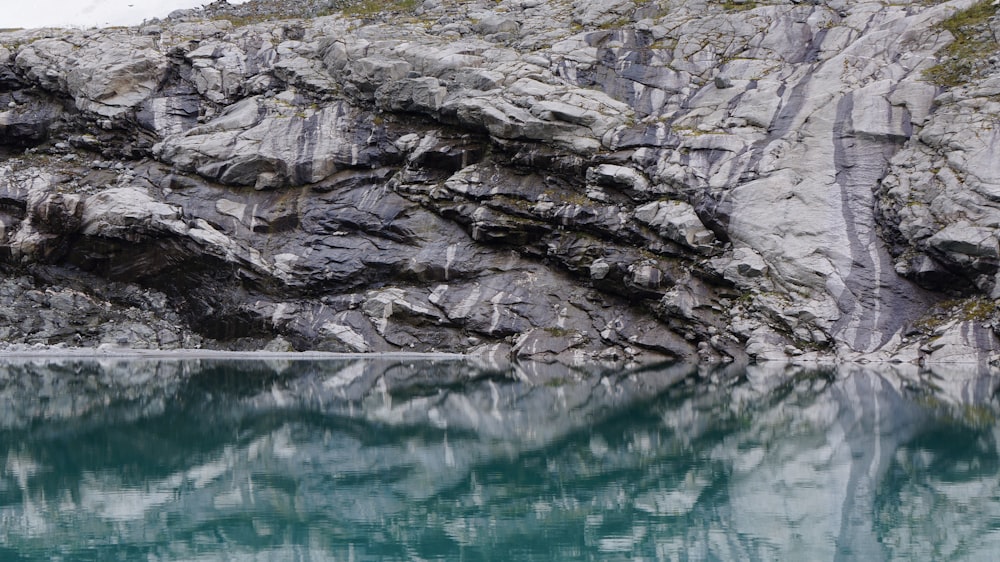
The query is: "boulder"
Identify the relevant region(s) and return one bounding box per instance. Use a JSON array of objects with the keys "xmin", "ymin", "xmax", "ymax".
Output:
[{"xmin": 634, "ymin": 200, "xmax": 716, "ymax": 253}]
